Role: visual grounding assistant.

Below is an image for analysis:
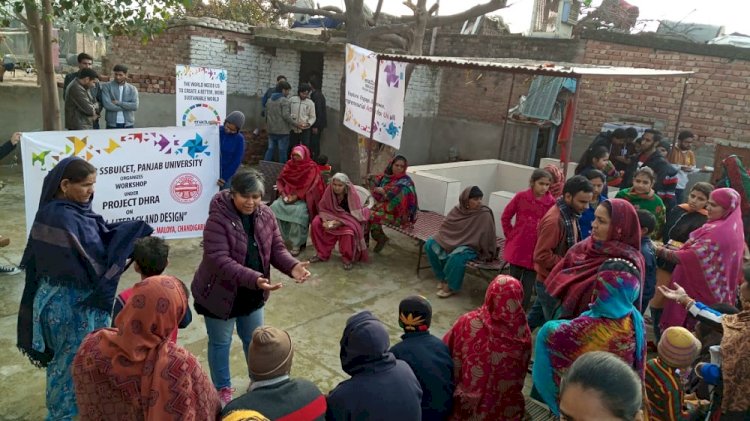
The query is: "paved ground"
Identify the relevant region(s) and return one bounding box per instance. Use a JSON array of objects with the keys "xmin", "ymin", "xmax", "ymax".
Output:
[{"xmin": 0, "ymin": 166, "xmax": 509, "ymax": 420}]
